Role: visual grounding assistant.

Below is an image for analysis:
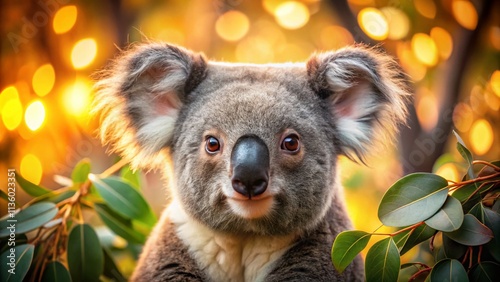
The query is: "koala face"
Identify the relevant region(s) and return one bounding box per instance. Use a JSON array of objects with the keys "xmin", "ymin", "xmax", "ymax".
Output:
[{"xmin": 94, "ymin": 43, "xmax": 409, "ymax": 236}]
